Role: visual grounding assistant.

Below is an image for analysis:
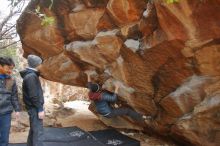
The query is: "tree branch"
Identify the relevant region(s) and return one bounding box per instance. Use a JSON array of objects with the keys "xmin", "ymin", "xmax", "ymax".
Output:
[
  {"xmin": 0, "ymin": 0, "xmax": 27, "ymax": 50},
  {"xmin": 0, "ymin": 24, "xmax": 16, "ymax": 39},
  {"xmin": 0, "ymin": 40, "xmax": 20, "ymax": 50}
]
